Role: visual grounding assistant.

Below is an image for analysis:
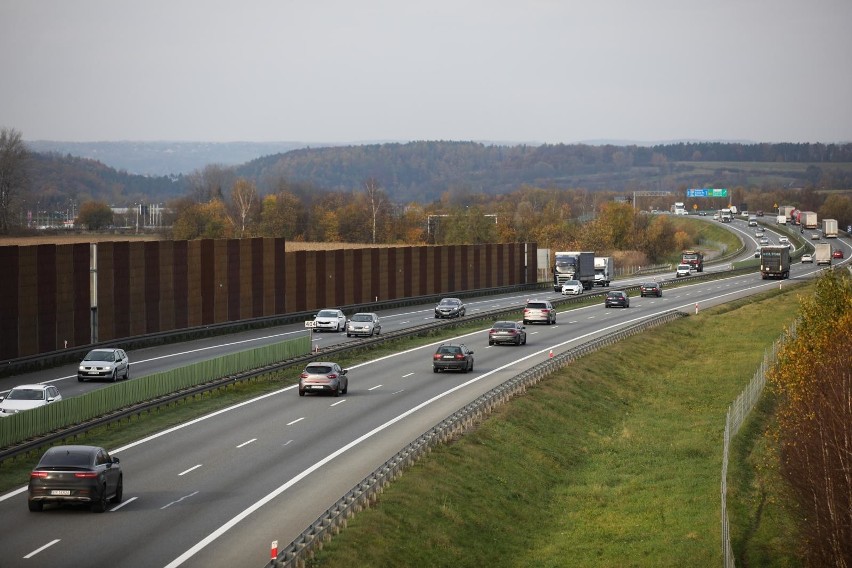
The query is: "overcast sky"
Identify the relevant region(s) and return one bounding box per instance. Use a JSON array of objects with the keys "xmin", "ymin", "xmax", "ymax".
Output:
[{"xmin": 2, "ymin": 0, "xmax": 850, "ymax": 145}]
